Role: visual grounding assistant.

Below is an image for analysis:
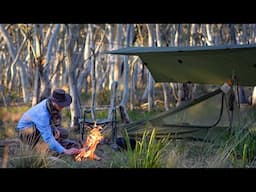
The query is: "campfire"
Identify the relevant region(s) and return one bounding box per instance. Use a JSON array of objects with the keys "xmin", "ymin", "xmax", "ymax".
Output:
[{"xmin": 75, "ymin": 124, "xmax": 104, "ymax": 161}]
